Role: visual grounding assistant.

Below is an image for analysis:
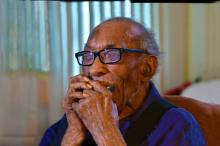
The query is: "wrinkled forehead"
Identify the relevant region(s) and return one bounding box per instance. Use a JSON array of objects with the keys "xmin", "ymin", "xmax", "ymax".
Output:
[{"xmin": 85, "ymin": 22, "xmax": 142, "ymax": 51}]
